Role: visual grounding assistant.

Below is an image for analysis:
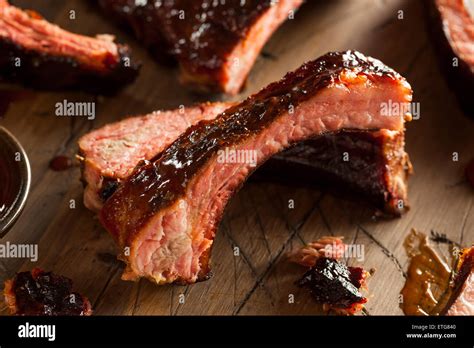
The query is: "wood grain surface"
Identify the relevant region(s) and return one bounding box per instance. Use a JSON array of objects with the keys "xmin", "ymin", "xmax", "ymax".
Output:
[{"xmin": 0, "ymin": 0, "xmax": 473, "ymax": 315}]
